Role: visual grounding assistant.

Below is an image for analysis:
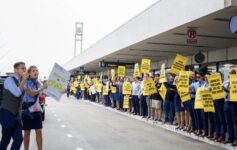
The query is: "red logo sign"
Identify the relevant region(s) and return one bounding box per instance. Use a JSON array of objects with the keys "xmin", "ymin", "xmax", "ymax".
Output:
[{"xmin": 187, "ymin": 28, "xmax": 197, "ymax": 44}]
